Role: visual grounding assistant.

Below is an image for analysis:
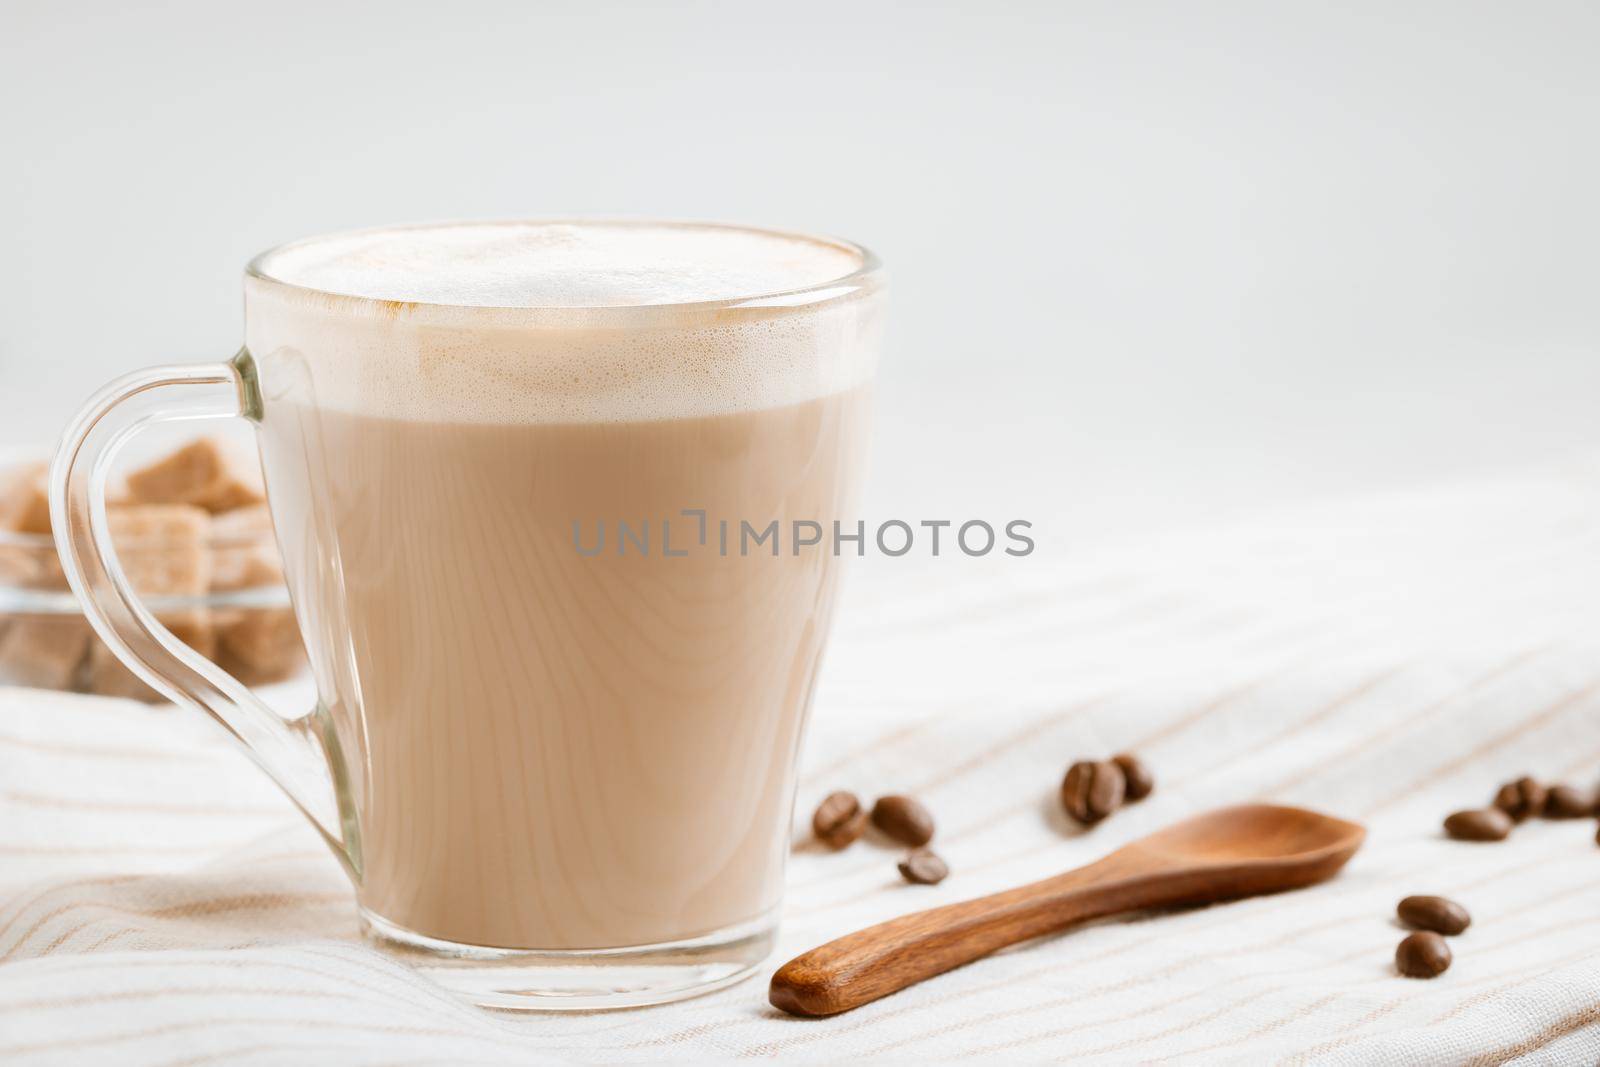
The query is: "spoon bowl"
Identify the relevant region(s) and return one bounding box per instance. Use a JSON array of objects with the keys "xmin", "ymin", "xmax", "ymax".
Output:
[{"xmin": 1132, "ymin": 802, "xmax": 1365, "ymax": 864}]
